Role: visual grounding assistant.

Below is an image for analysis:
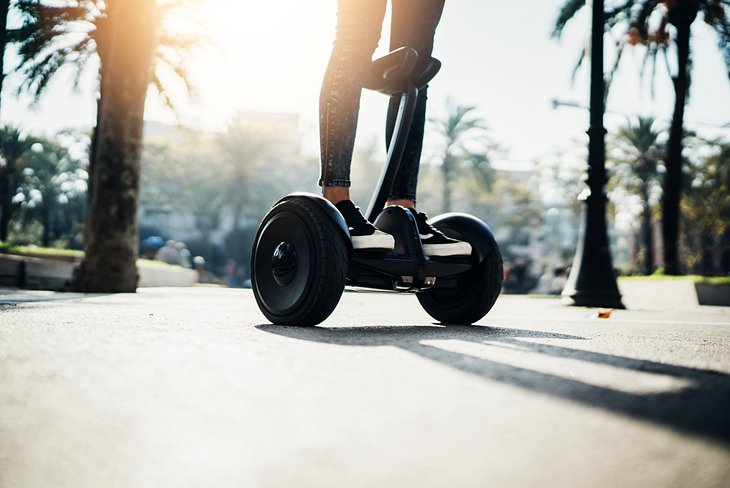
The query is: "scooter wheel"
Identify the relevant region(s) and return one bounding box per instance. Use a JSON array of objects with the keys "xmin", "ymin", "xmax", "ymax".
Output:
[
  {"xmin": 417, "ymin": 224, "xmax": 503, "ymax": 325},
  {"xmin": 251, "ymin": 197, "xmax": 348, "ymax": 326}
]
